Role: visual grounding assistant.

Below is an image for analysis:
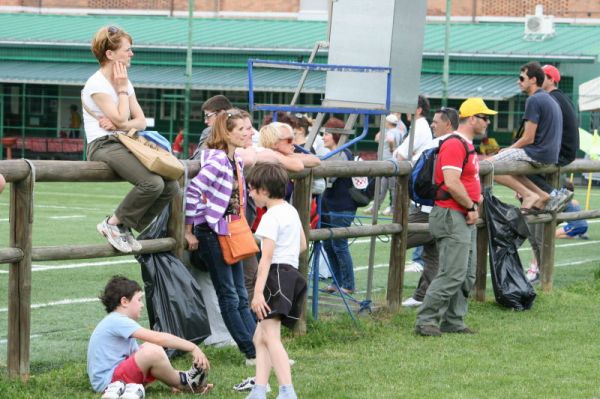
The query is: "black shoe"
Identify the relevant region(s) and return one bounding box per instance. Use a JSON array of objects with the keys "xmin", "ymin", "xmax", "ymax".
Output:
[{"xmin": 415, "ymin": 324, "xmax": 442, "ymax": 337}]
